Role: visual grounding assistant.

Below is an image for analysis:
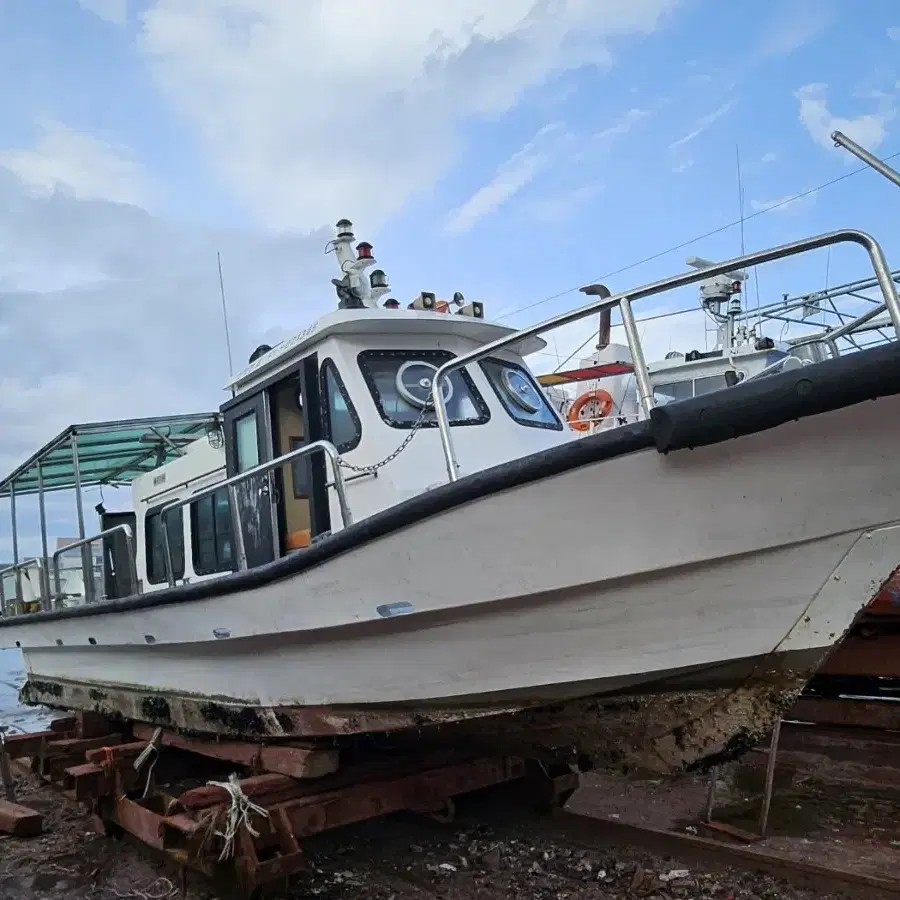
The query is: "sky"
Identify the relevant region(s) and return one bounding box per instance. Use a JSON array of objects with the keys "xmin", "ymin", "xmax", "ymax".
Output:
[{"xmin": 1, "ymin": 0, "xmax": 900, "ymax": 556}]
